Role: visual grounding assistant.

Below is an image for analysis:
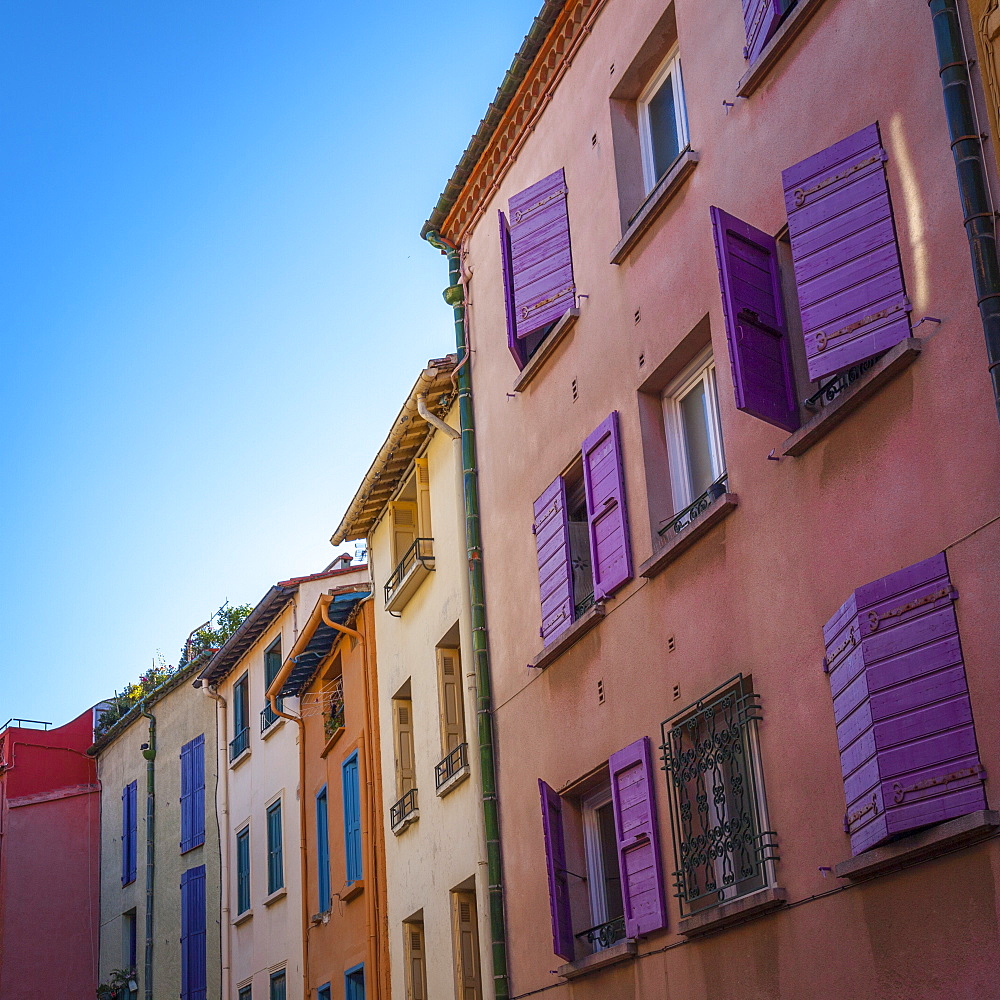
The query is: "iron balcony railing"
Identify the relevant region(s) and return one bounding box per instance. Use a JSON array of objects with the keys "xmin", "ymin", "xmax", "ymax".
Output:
[
  {"xmin": 260, "ymin": 699, "xmax": 283, "ymax": 733},
  {"xmin": 384, "ymin": 538, "xmax": 435, "ymax": 604},
  {"xmin": 390, "ymin": 788, "xmax": 418, "ymax": 830},
  {"xmin": 435, "ymin": 742, "xmax": 468, "ymax": 789},
  {"xmin": 229, "ymin": 726, "xmax": 250, "ymax": 761},
  {"xmin": 574, "ymin": 591, "xmax": 596, "ymax": 620},
  {"xmin": 660, "ymin": 472, "xmax": 728, "ymax": 538},
  {"xmin": 804, "ymin": 352, "xmax": 887, "ymax": 411},
  {"xmin": 575, "ymin": 915, "xmax": 626, "ymax": 951},
  {"xmin": 660, "ymin": 674, "xmax": 779, "ymax": 917}
]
